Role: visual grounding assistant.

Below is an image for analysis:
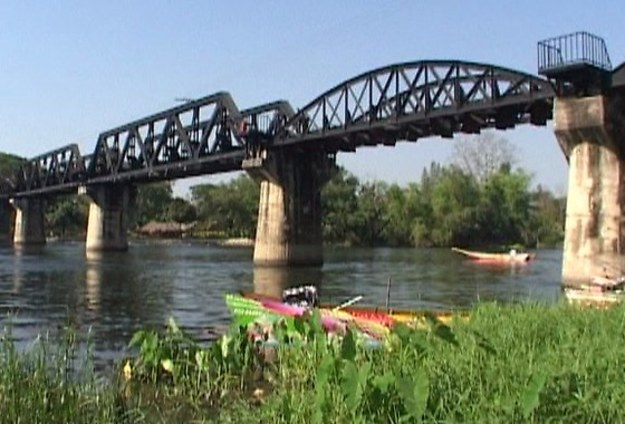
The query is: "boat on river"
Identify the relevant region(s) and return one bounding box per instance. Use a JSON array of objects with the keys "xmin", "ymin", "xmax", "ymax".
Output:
[
  {"xmin": 451, "ymin": 247, "xmax": 534, "ymax": 264},
  {"xmin": 564, "ymin": 275, "xmax": 625, "ymax": 307},
  {"xmin": 226, "ymin": 287, "xmax": 468, "ymax": 341}
]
